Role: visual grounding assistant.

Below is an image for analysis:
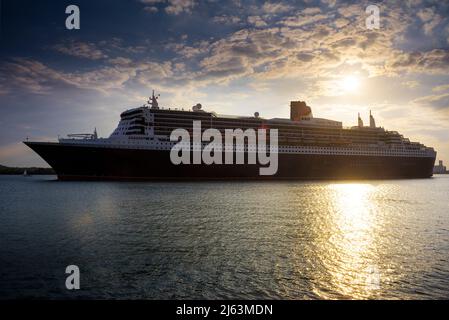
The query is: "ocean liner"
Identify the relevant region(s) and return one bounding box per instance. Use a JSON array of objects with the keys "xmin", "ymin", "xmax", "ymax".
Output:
[{"xmin": 25, "ymin": 91, "xmax": 436, "ymax": 180}]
